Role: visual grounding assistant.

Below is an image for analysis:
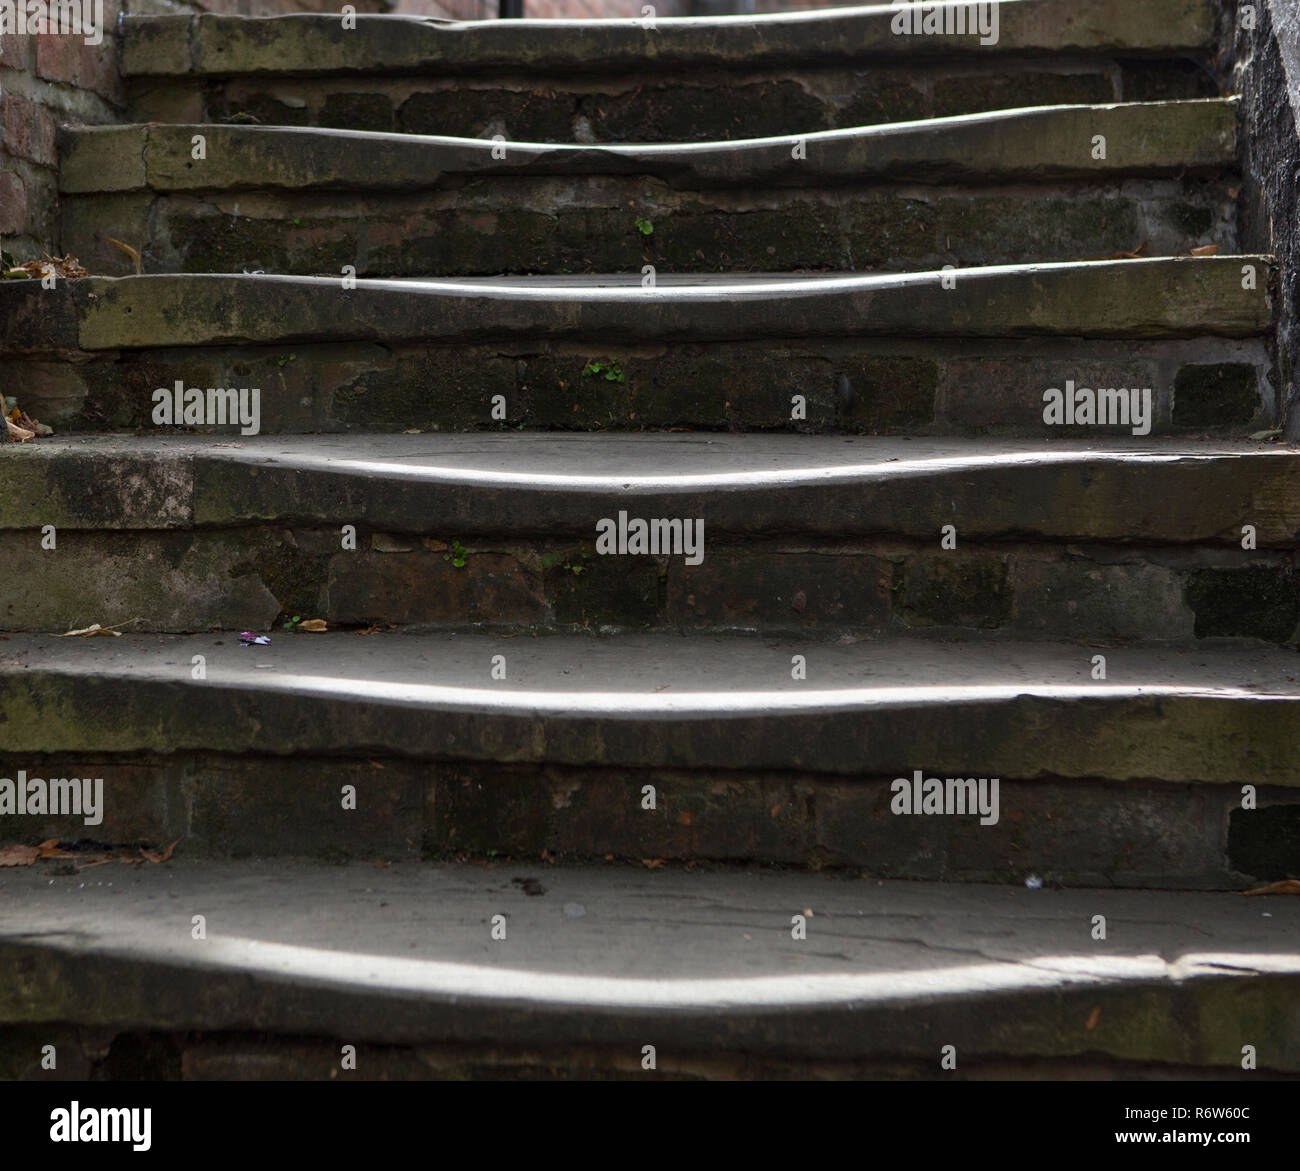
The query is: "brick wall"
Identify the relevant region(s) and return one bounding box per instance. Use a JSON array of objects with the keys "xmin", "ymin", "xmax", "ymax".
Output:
[{"xmin": 1, "ymin": 4, "xmax": 124, "ymax": 260}]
